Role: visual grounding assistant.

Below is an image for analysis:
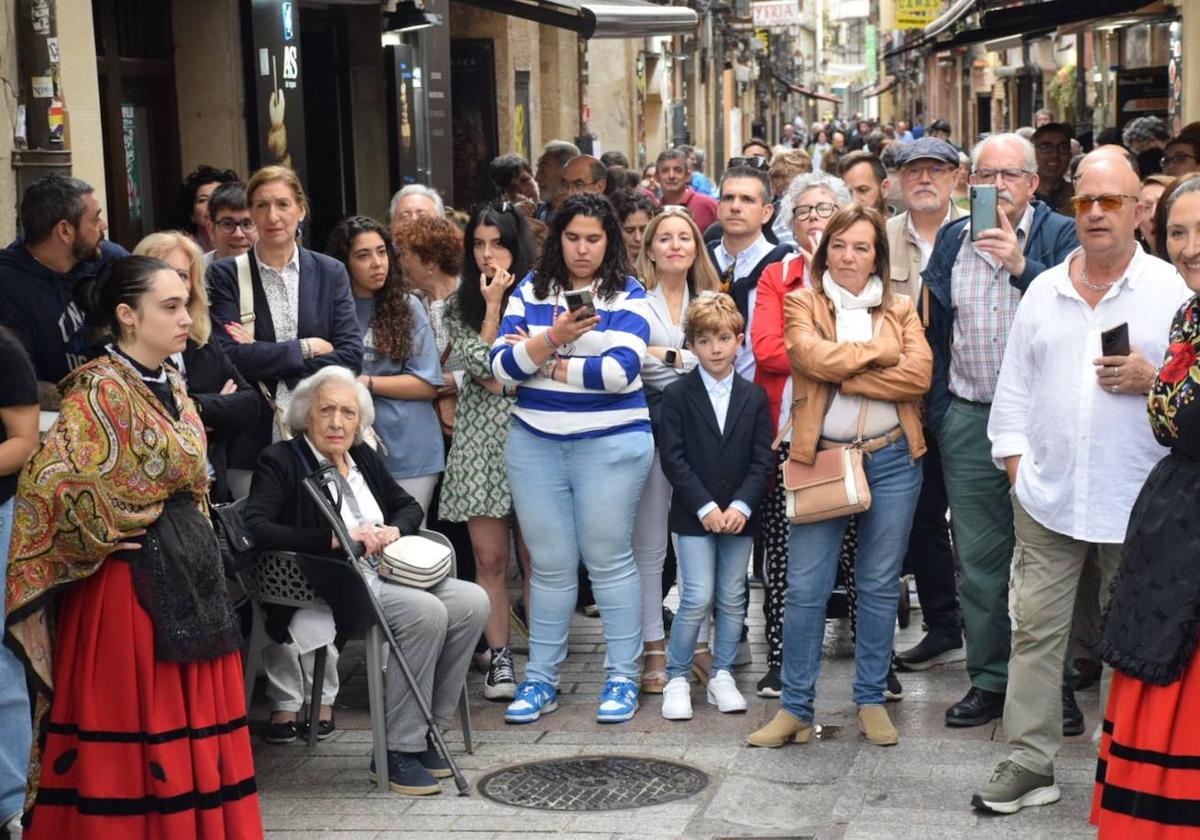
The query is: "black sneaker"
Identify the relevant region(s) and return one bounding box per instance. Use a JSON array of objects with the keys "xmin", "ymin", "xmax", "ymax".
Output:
[
  {"xmin": 264, "ymin": 719, "xmax": 298, "ymax": 745},
  {"xmin": 420, "ymin": 732, "xmax": 453, "ymax": 779},
  {"xmin": 368, "ymin": 750, "xmax": 443, "ymax": 796},
  {"xmin": 756, "ymin": 666, "xmax": 782, "ymax": 698},
  {"xmin": 894, "ymin": 632, "xmax": 965, "ymax": 672},
  {"xmin": 1062, "ymin": 686, "xmax": 1085, "ymax": 736},
  {"xmin": 885, "ymin": 667, "xmax": 903, "ymax": 702},
  {"xmin": 300, "ymin": 715, "xmax": 336, "ymax": 741},
  {"xmin": 945, "ymin": 686, "xmax": 1005, "ymax": 727},
  {"xmin": 484, "ymin": 645, "xmax": 517, "ymax": 701}
]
